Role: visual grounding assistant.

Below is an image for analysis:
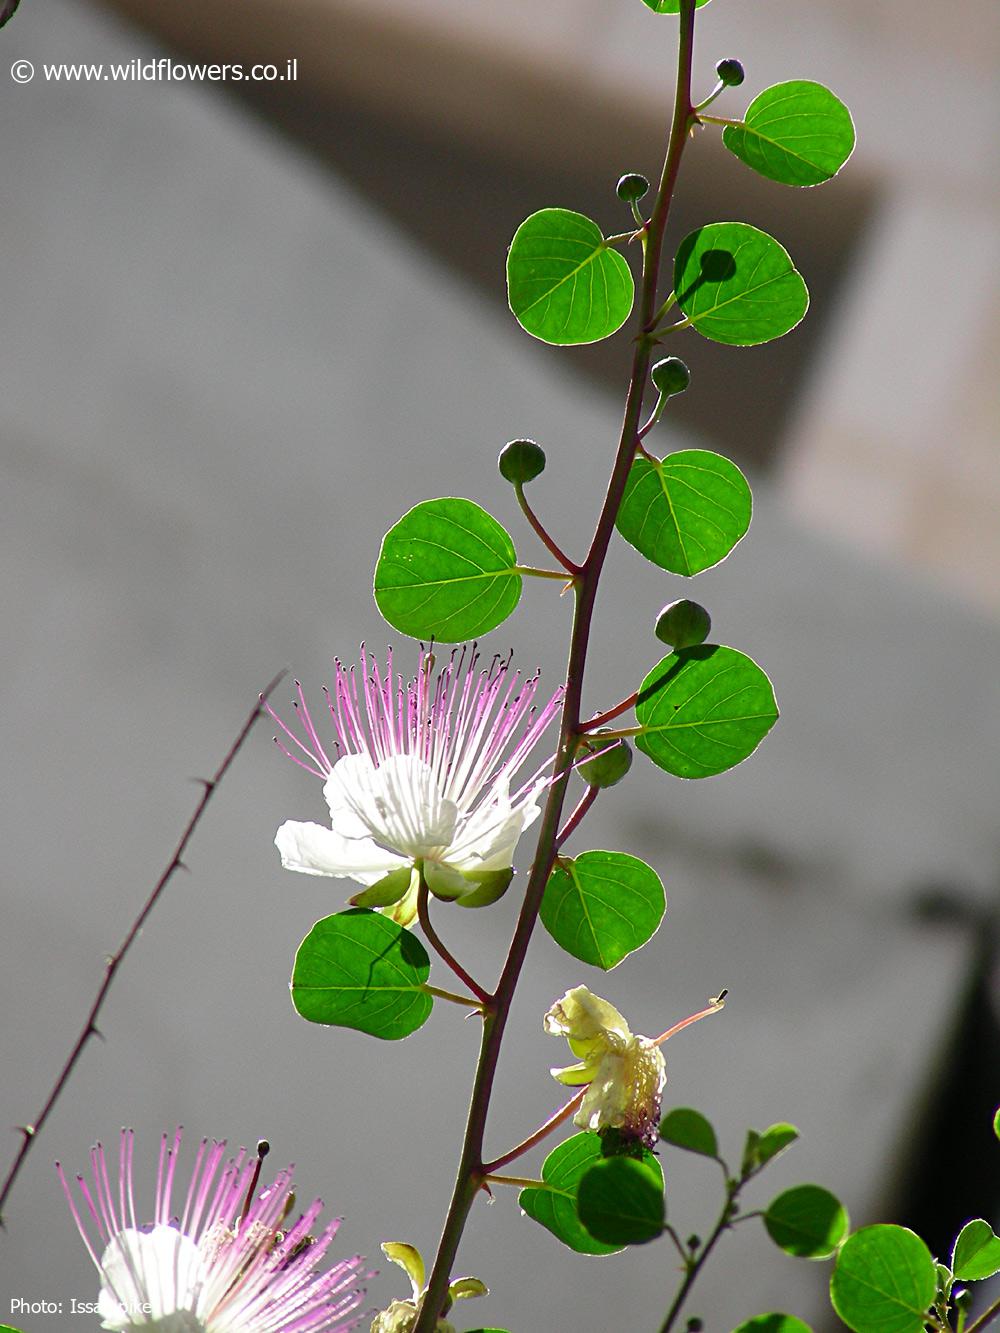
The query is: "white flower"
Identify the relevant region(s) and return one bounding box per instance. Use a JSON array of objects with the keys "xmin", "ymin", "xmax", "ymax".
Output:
[
  {"xmin": 268, "ymin": 647, "xmax": 563, "ymax": 924},
  {"xmin": 545, "ymin": 985, "xmax": 667, "ymax": 1149},
  {"xmin": 59, "ymin": 1130, "xmax": 367, "ymax": 1333}
]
